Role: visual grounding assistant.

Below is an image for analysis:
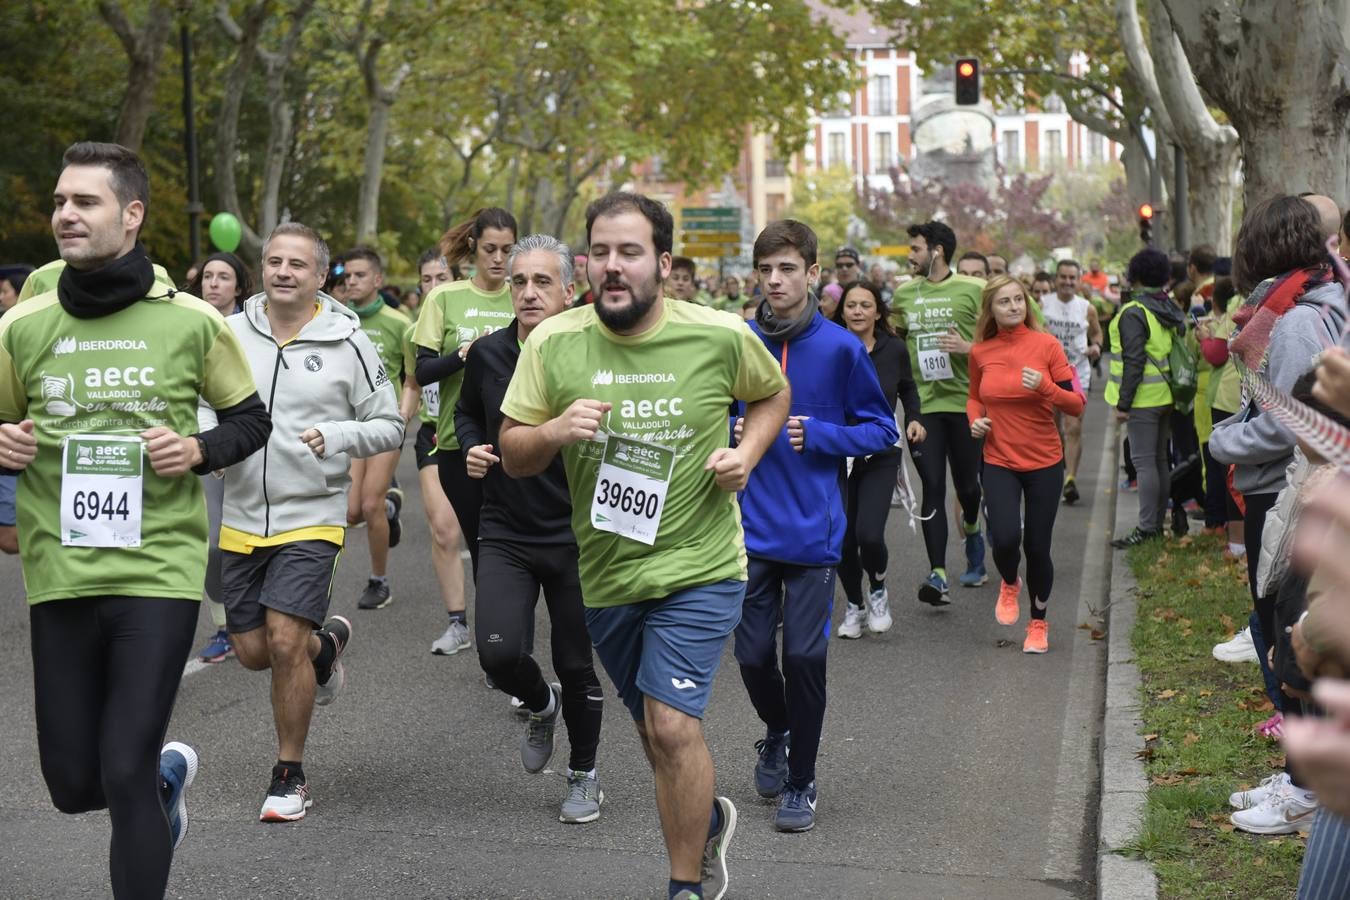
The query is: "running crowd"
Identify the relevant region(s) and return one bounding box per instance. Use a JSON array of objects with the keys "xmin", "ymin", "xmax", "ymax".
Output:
[{"xmin": 8, "ymin": 142, "xmax": 1350, "ymax": 899}]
